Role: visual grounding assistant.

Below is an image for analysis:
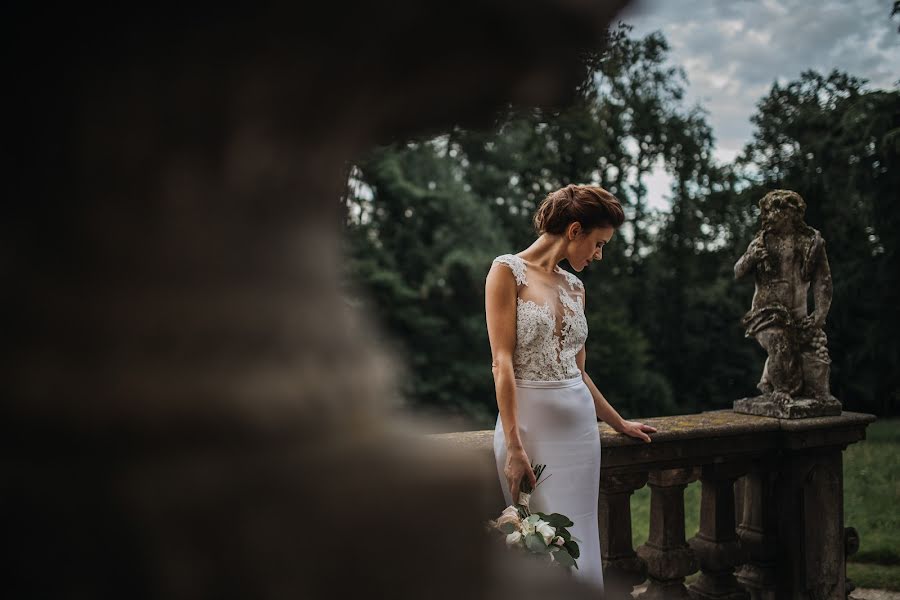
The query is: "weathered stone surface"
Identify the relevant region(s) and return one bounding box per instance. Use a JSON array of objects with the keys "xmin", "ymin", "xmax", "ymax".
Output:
[
  {"xmin": 604, "ymin": 555, "xmax": 649, "ymax": 598},
  {"xmin": 648, "ymin": 466, "xmax": 700, "ymax": 488},
  {"xmin": 689, "ymin": 535, "xmax": 744, "ymax": 576},
  {"xmin": 736, "ymin": 466, "xmax": 779, "ymax": 600},
  {"xmin": 638, "ymin": 579, "xmax": 693, "ymax": 600},
  {"xmin": 635, "ymin": 467, "xmax": 700, "ymax": 599},
  {"xmin": 734, "ymin": 395, "xmax": 842, "ymax": 419},
  {"xmin": 688, "ymin": 463, "xmax": 749, "ymax": 600},
  {"xmin": 733, "ymin": 190, "xmax": 839, "ymax": 418},
  {"xmin": 638, "ymin": 545, "xmax": 698, "ymax": 581},
  {"xmin": 770, "ymin": 447, "xmax": 846, "ymax": 599},
  {"xmin": 601, "ymin": 472, "xmax": 649, "ymax": 597},
  {"xmin": 432, "ymin": 410, "xmax": 875, "ymax": 475},
  {"xmin": 438, "ymin": 410, "xmax": 875, "ymax": 600},
  {"xmin": 601, "ymin": 471, "xmax": 650, "ymax": 493}
]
